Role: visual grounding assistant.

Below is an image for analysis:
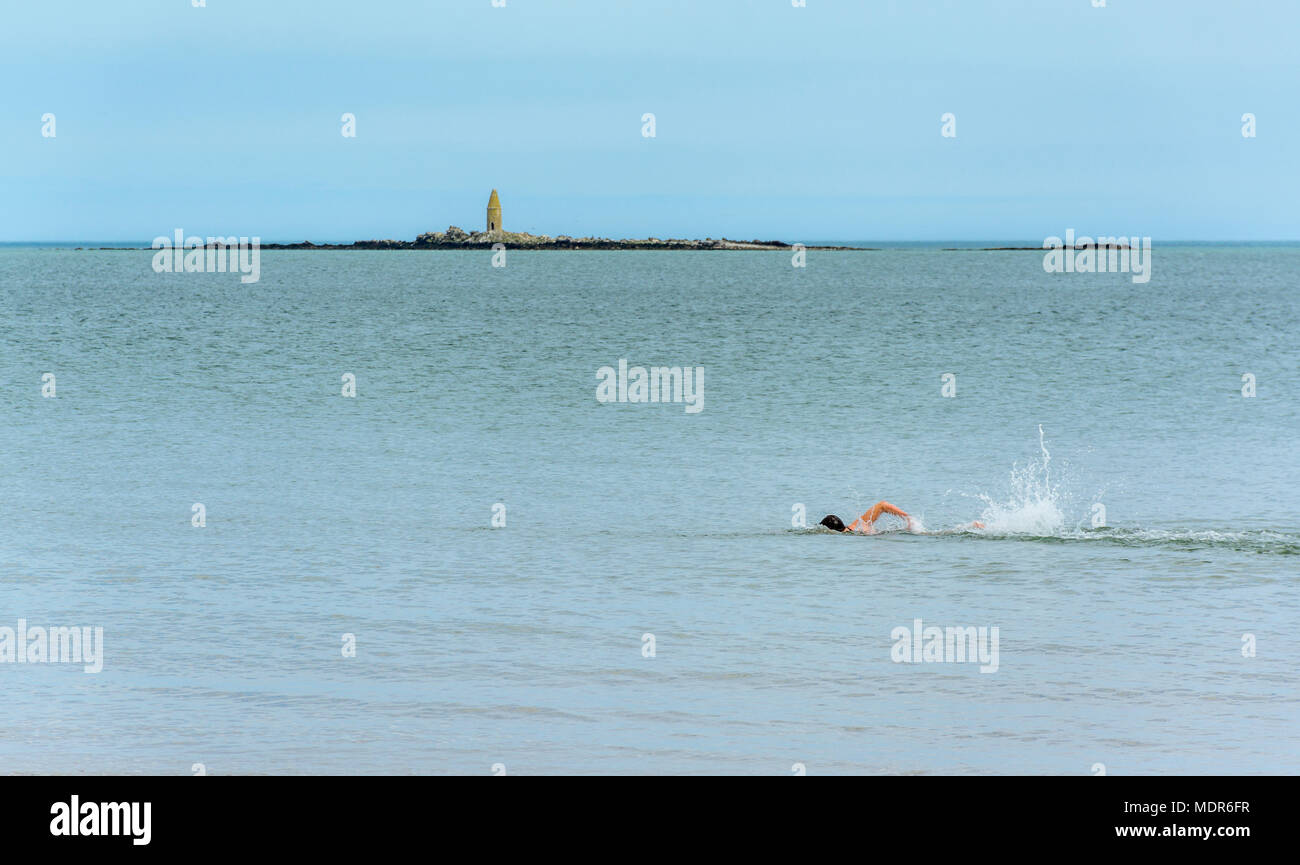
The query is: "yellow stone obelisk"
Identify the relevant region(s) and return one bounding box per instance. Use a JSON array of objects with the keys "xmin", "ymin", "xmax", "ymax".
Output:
[{"xmin": 486, "ymin": 189, "xmax": 502, "ymax": 233}]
